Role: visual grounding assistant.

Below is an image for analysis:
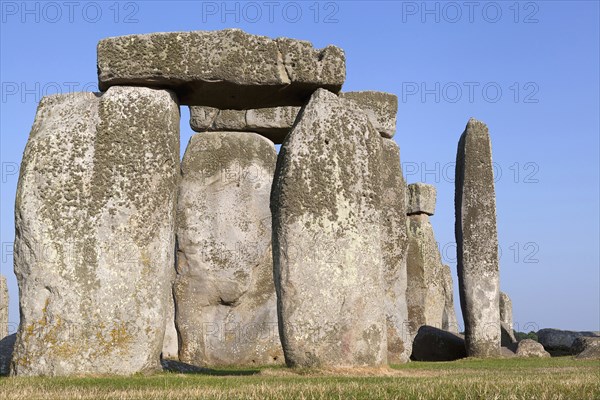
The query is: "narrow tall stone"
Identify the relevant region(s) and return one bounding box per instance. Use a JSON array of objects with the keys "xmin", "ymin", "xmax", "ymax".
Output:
[
  {"xmin": 455, "ymin": 118, "xmax": 501, "ymax": 358},
  {"xmin": 0, "ymin": 275, "xmax": 7, "ymax": 340},
  {"xmin": 175, "ymin": 132, "xmax": 282, "ymax": 367},
  {"xmin": 441, "ymin": 265, "xmax": 459, "ymax": 333},
  {"xmin": 271, "ymin": 89, "xmax": 386, "ymax": 368},
  {"xmin": 380, "ymin": 139, "xmax": 410, "ymax": 363},
  {"xmin": 12, "ymin": 87, "xmax": 179, "ymax": 376},
  {"xmin": 499, "ymin": 292, "xmax": 513, "ymax": 330},
  {"xmin": 162, "ymin": 289, "xmax": 178, "ymax": 359}
]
